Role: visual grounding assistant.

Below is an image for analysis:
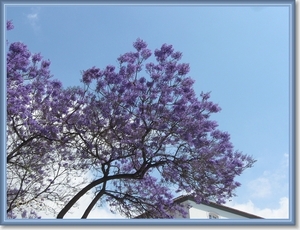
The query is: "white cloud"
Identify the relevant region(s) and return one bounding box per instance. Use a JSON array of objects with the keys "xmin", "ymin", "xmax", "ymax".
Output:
[
  {"xmin": 247, "ymin": 177, "xmax": 272, "ymax": 198},
  {"xmin": 227, "ymin": 153, "xmax": 290, "ymax": 219},
  {"xmin": 63, "ymin": 191, "xmax": 124, "ymax": 219},
  {"xmin": 26, "ymin": 8, "xmax": 41, "ymax": 31},
  {"xmin": 38, "ymin": 190, "xmax": 124, "ymax": 219},
  {"xmin": 282, "ymin": 153, "xmax": 289, "ymax": 168},
  {"xmin": 226, "ymin": 197, "xmax": 289, "ymax": 219},
  {"xmin": 36, "ymin": 172, "xmax": 124, "ymax": 219},
  {"xmin": 246, "ymin": 153, "xmax": 289, "ymax": 199},
  {"xmin": 27, "ymin": 13, "xmax": 38, "ymax": 20}
]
